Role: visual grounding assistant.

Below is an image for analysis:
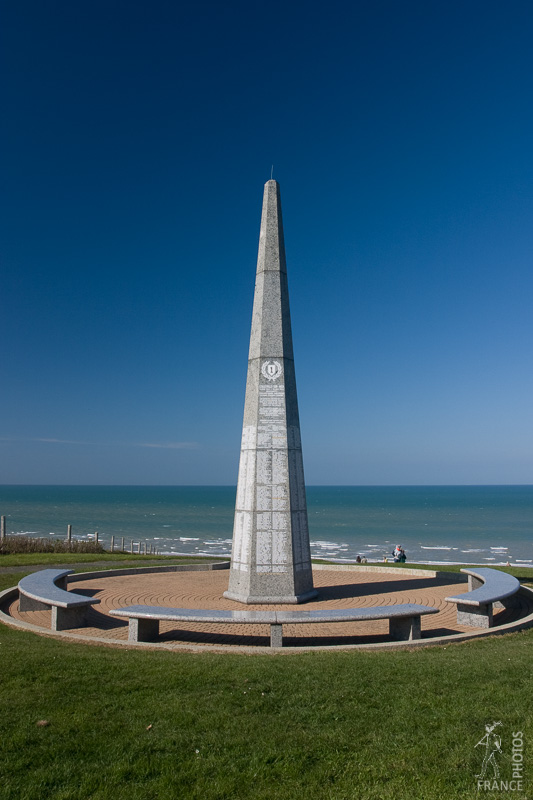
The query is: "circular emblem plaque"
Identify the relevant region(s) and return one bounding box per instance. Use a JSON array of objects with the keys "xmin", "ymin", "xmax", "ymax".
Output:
[{"xmin": 261, "ymin": 360, "xmax": 282, "ymax": 381}]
